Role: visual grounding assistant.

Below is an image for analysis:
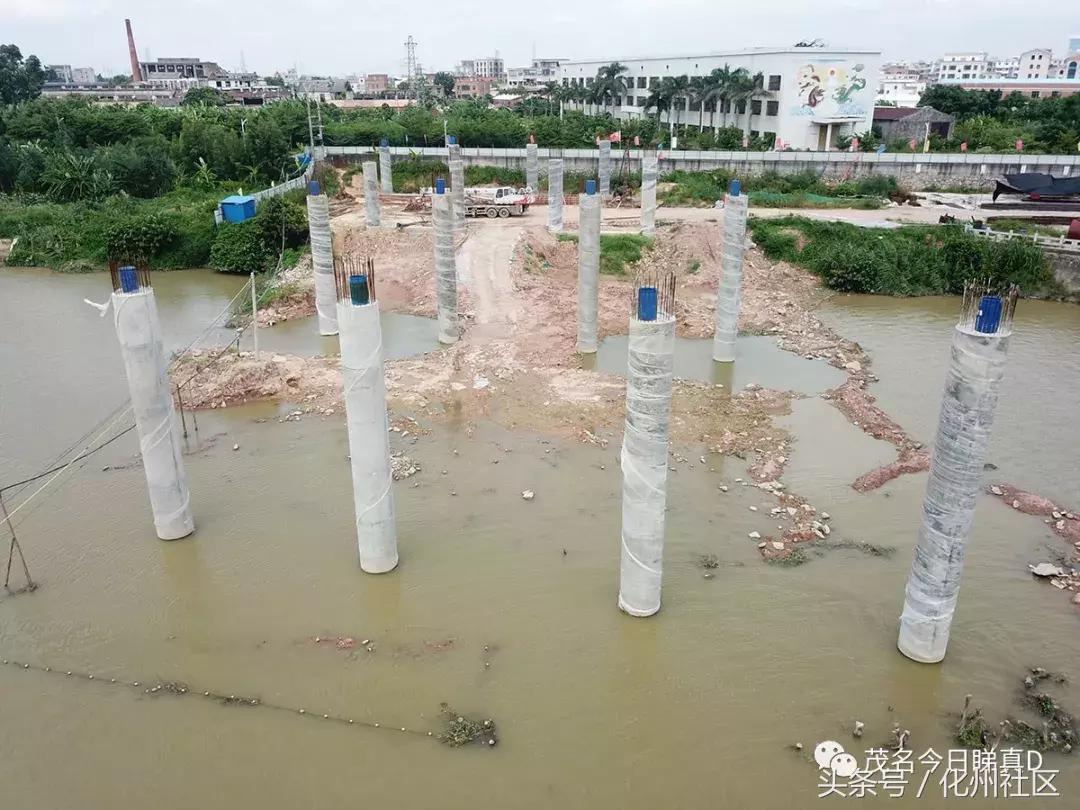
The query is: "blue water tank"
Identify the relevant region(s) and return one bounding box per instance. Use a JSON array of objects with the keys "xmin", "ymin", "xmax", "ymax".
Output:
[{"xmin": 220, "ymin": 195, "xmax": 257, "ymax": 224}]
